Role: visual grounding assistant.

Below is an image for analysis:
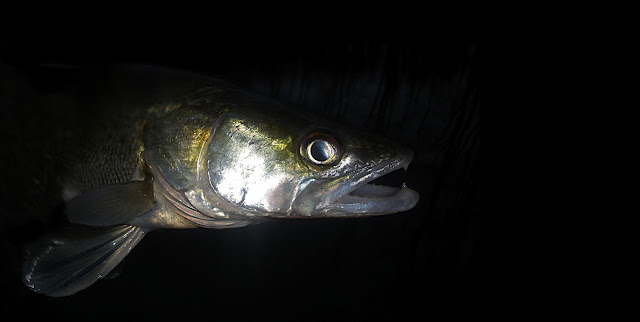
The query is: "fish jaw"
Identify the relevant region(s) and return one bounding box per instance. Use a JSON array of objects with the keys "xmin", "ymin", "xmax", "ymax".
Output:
[{"xmin": 291, "ymin": 150, "xmax": 419, "ymax": 217}]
